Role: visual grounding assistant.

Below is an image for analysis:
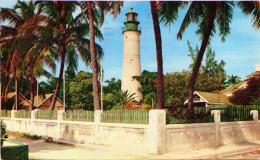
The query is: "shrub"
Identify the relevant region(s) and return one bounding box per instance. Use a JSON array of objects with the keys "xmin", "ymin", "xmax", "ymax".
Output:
[
  {"xmin": 1, "ymin": 121, "xmax": 8, "ymax": 146},
  {"xmin": 230, "ymin": 75, "xmax": 260, "ymax": 105}
]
